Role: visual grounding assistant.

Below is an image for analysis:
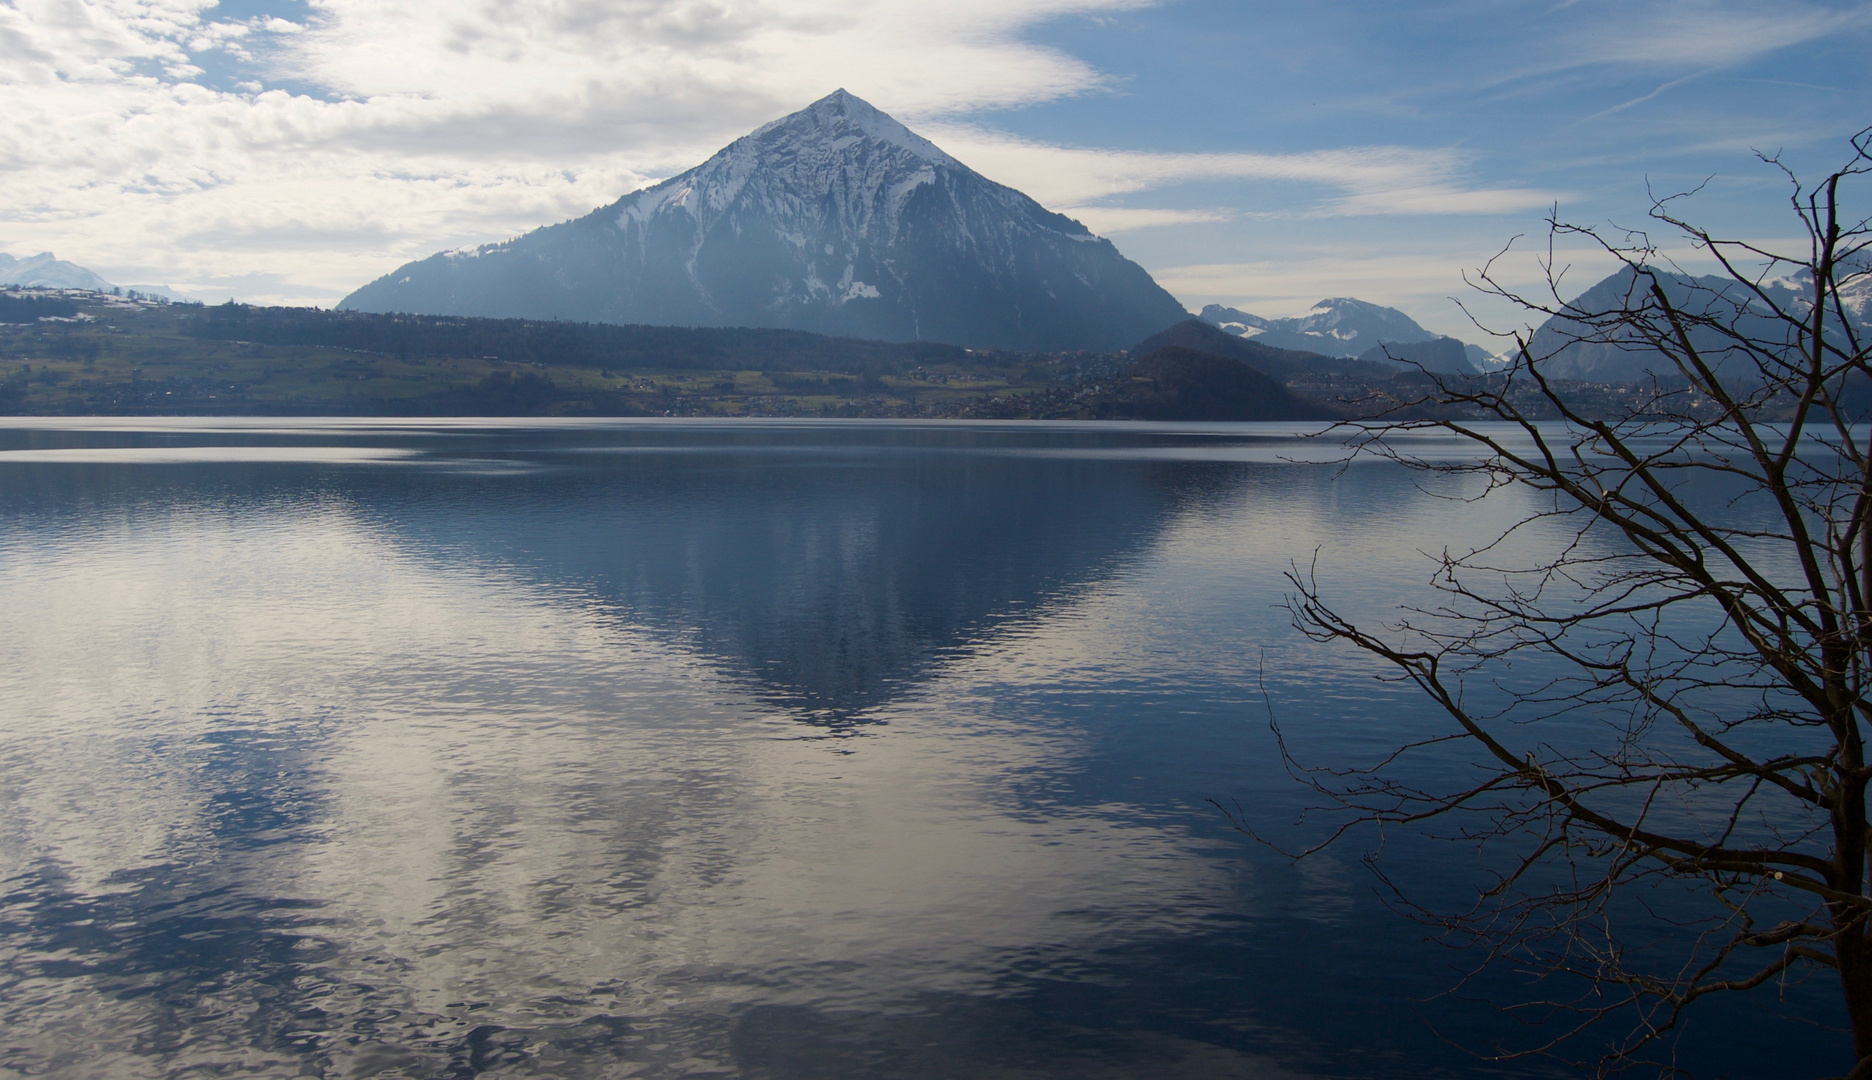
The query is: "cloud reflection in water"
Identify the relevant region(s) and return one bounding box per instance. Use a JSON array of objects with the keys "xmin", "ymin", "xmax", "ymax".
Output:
[
  {"xmin": 0, "ymin": 423, "xmax": 1311, "ymax": 1078},
  {"xmin": 5, "ymin": 419, "xmax": 1786, "ymax": 1078}
]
